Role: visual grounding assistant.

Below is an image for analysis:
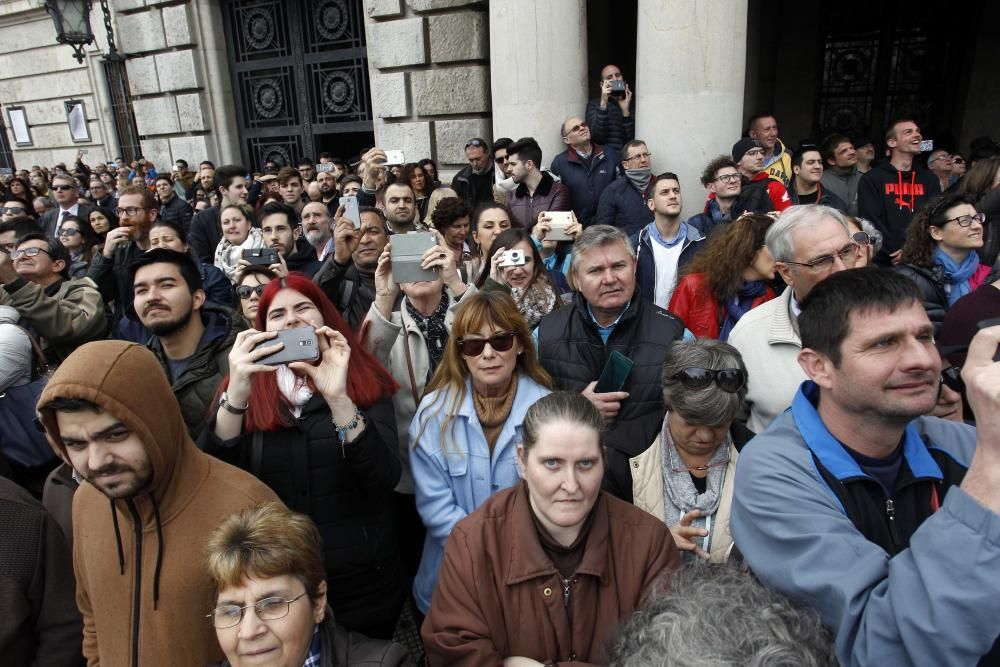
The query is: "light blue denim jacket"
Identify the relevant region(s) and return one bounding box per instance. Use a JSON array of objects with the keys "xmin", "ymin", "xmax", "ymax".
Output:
[{"xmin": 410, "ymin": 373, "xmax": 551, "ymax": 612}]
